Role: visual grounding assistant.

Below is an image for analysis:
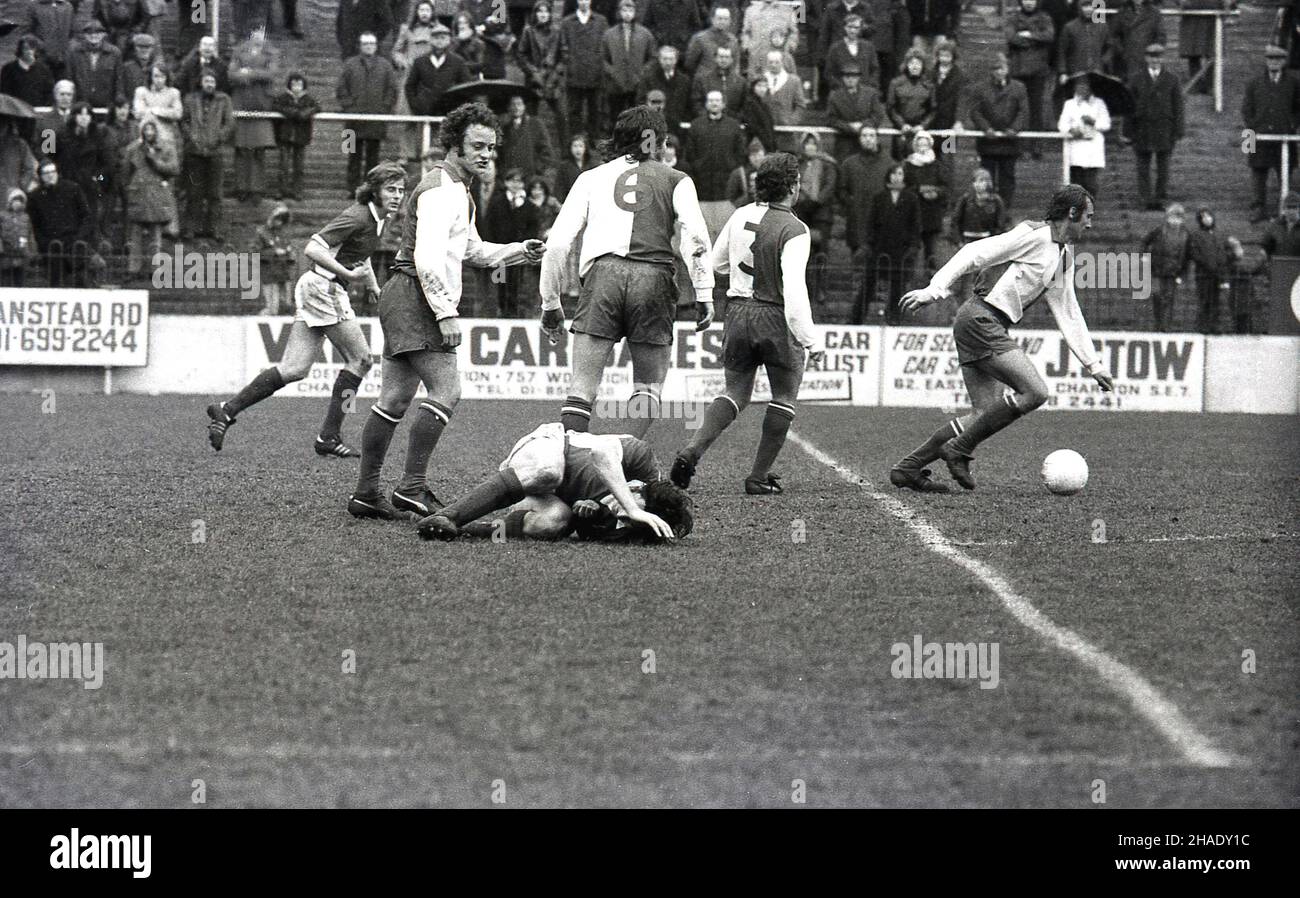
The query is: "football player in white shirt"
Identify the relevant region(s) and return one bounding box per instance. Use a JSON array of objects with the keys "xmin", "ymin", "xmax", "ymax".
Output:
[
  {"xmin": 892, "ymin": 184, "xmax": 1116, "ymax": 491},
  {"xmin": 538, "ymin": 104, "xmax": 716, "ymax": 438},
  {"xmin": 348, "ymin": 103, "xmax": 545, "ymax": 521}
]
